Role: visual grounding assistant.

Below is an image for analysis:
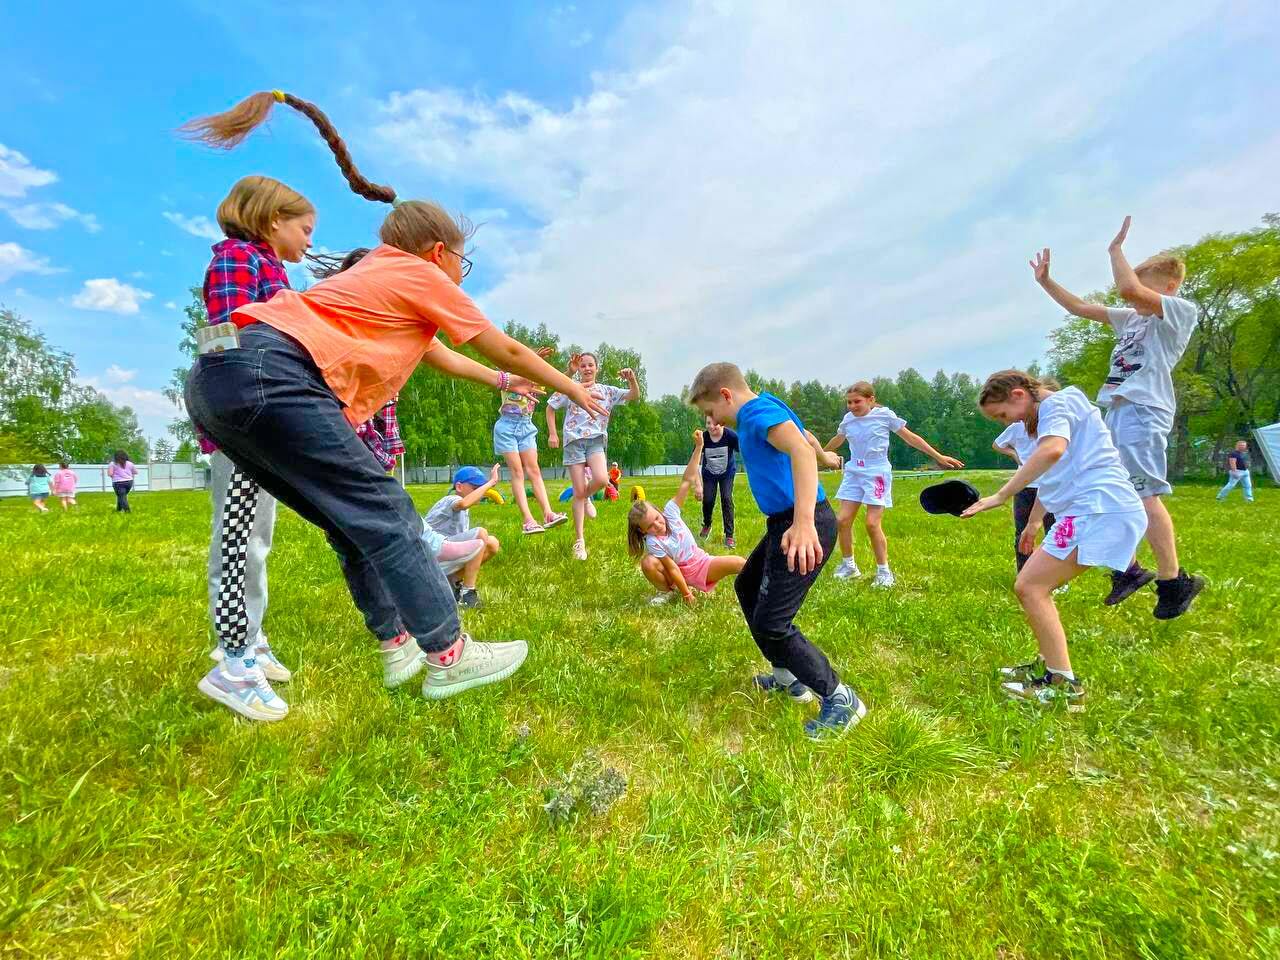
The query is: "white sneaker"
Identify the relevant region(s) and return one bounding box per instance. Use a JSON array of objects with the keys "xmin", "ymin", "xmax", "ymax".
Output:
[
  {"xmin": 381, "ymin": 635, "xmax": 427, "ymax": 688},
  {"xmin": 421, "ymin": 634, "xmax": 528, "ymax": 700},
  {"xmin": 585, "ymin": 500, "xmax": 598, "ymax": 519},
  {"xmin": 572, "ymin": 539, "xmax": 588, "ymax": 561},
  {"xmin": 210, "ymin": 635, "xmax": 292, "ymax": 683},
  {"xmin": 197, "ymin": 660, "xmax": 288, "ymax": 721},
  {"xmin": 871, "ymin": 569, "xmax": 896, "ymax": 588},
  {"xmin": 833, "ymin": 558, "xmax": 861, "ymax": 580},
  {"xmin": 1052, "ymin": 583, "xmax": 1070, "ymax": 596},
  {"xmin": 650, "ymin": 592, "xmax": 675, "ymax": 606}
]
